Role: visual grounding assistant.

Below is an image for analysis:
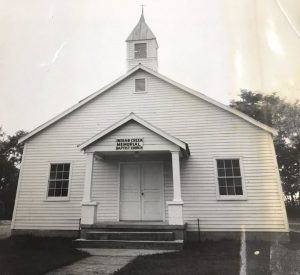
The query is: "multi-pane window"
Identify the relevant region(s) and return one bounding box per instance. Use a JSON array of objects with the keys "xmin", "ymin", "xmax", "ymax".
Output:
[
  {"xmin": 47, "ymin": 163, "xmax": 70, "ymax": 197},
  {"xmin": 216, "ymin": 159, "xmax": 243, "ymax": 196},
  {"xmin": 135, "ymin": 78, "xmax": 146, "ymax": 92},
  {"xmin": 134, "ymin": 43, "xmax": 147, "ymax": 59}
]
